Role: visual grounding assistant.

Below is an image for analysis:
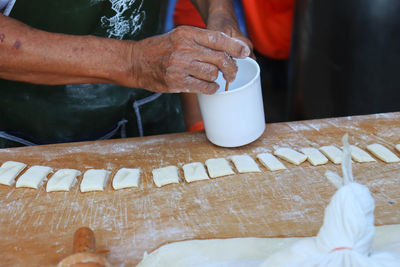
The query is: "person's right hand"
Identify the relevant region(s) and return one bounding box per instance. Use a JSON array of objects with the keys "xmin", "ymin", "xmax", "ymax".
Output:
[{"xmin": 124, "ymin": 26, "xmax": 250, "ymax": 94}]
